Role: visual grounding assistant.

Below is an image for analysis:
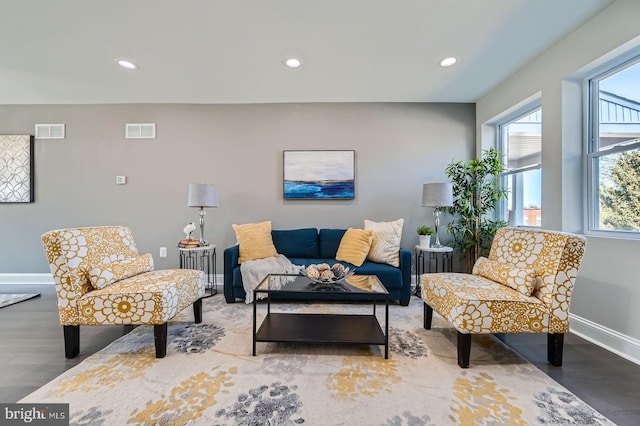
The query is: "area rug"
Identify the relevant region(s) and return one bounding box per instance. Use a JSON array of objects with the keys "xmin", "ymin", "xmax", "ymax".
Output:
[
  {"xmin": 20, "ymin": 296, "xmax": 614, "ymax": 425},
  {"xmin": 0, "ymin": 293, "xmax": 40, "ymax": 308}
]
